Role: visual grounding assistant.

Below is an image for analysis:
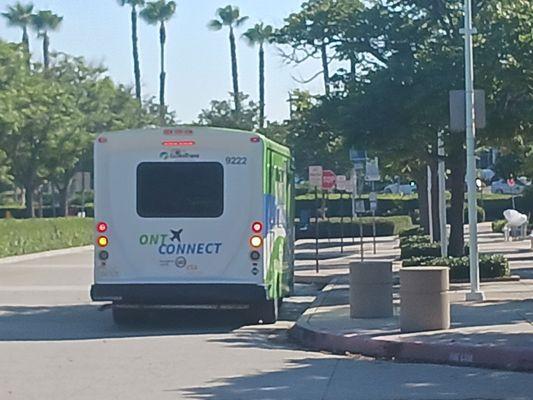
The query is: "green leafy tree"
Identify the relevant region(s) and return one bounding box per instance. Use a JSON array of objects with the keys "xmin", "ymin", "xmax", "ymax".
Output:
[
  {"xmin": 276, "ymin": 0, "xmax": 364, "ymax": 95},
  {"xmin": 31, "ymin": 10, "xmax": 63, "ymax": 70},
  {"xmin": 242, "ymin": 23, "xmax": 274, "ymax": 129},
  {"xmin": 208, "ymin": 5, "xmax": 248, "ymax": 113},
  {"xmin": 117, "ymin": 0, "xmax": 145, "ymax": 101},
  {"xmin": 197, "ymin": 93, "xmax": 258, "ymax": 131},
  {"xmin": 140, "ymin": 0, "xmax": 176, "ymax": 120},
  {"xmin": 2, "ymin": 2, "xmax": 34, "ymax": 60}
]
